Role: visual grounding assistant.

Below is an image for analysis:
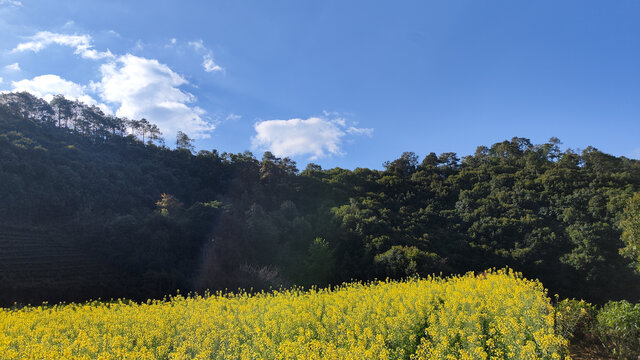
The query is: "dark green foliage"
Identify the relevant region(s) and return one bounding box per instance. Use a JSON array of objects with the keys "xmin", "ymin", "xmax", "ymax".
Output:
[
  {"xmin": 557, "ymin": 299, "xmax": 640, "ymax": 359},
  {"xmin": 620, "ymin": 193, "xmax": 640, "ymax": 272},
  {"xmin": 597, "ymin": 301, "xmax": 640, "ymax": 359},
  {"xmin": 1, "ymin": 92, "xmax": 640, "ymax": 306},
  {"xmin": 374, "ymin": 245, "xmax": 442, "ymax": 278},
  {"xmin": 301, "ymin": 238, "xmax": 335, "ymax": 287}
]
